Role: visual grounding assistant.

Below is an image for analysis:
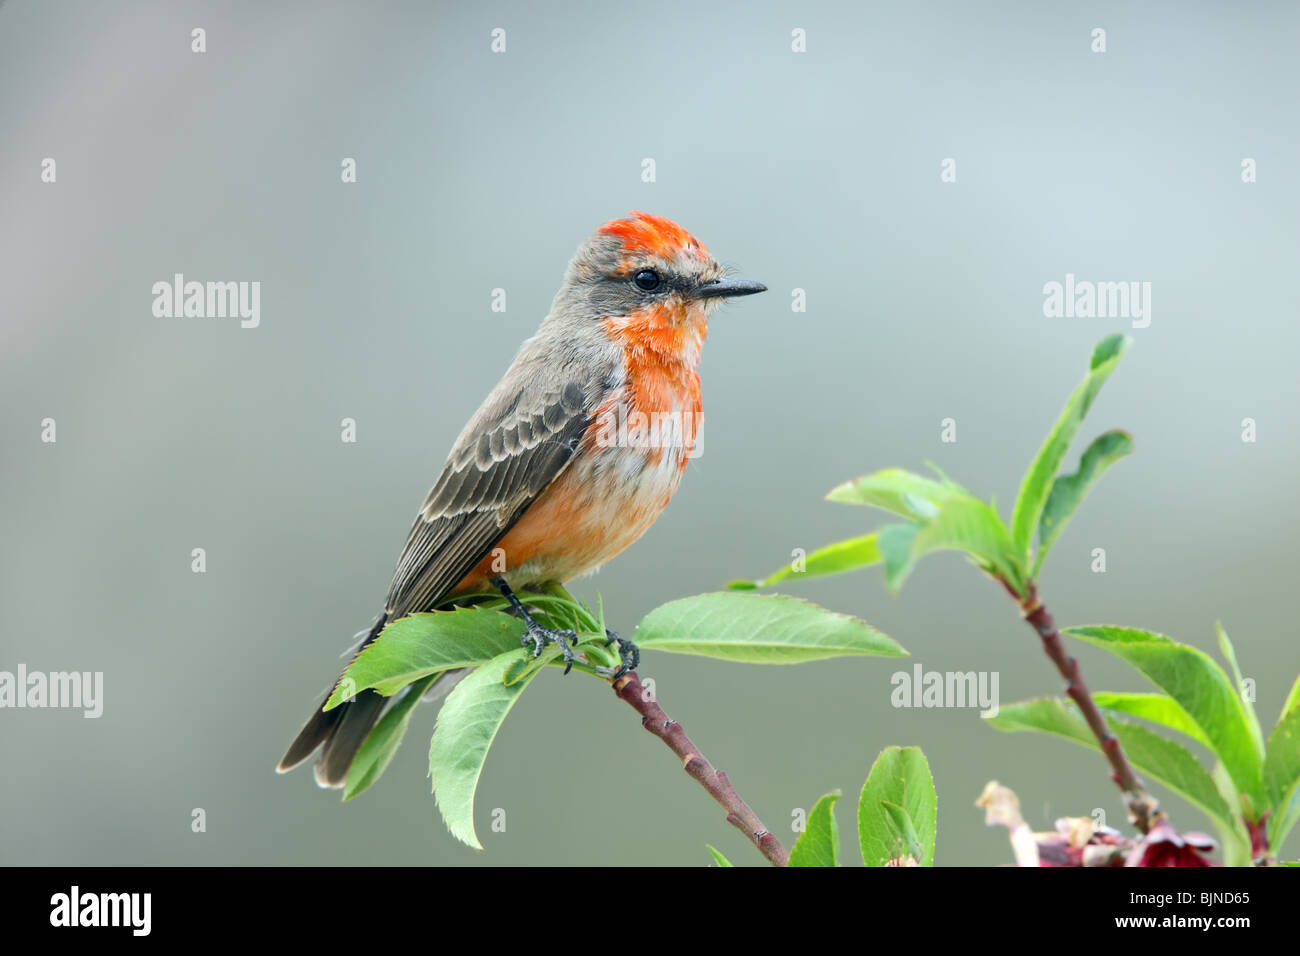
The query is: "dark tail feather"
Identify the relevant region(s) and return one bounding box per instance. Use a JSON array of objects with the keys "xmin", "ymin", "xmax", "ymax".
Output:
[
  {"xmin": 276, "ymin": 692, "xmax": 344, "ymax": 774},
  {"xmin": 277, "ymin": 615, "xmax": 392, "ymax": 788},
  {"xmin": 314, "ymin": 689, "xmax": 389, "ymax": 788},
  {"xmin": 276, "ymin": 687, "xmax": 390, "ymax": 788},
  {"xmin": 277, "ymin": 666, "xmax": 468, "ymax": 787}
]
